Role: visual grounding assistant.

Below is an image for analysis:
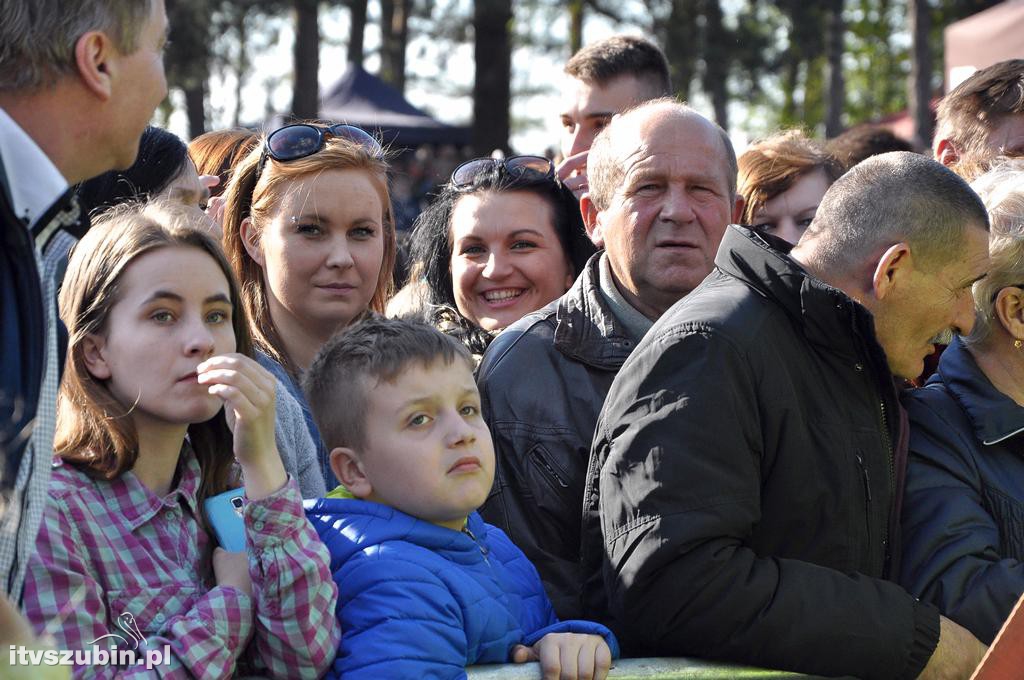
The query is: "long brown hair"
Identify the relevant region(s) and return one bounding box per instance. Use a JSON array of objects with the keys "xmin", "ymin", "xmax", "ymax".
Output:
[
  {"xmin": 56, "ymin": 200, "xmax": 251, "ymax": 502},
  {"xmin": 187, "ymin": 129, "xmax": 259, "ymax": 199},
  {"xmin": 738, "ymin": 129, "xmax": 843, "ymax": 225},
  {"xmin": 221, "ymin": 129, "xmax": 396, "ymax": 379}
]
